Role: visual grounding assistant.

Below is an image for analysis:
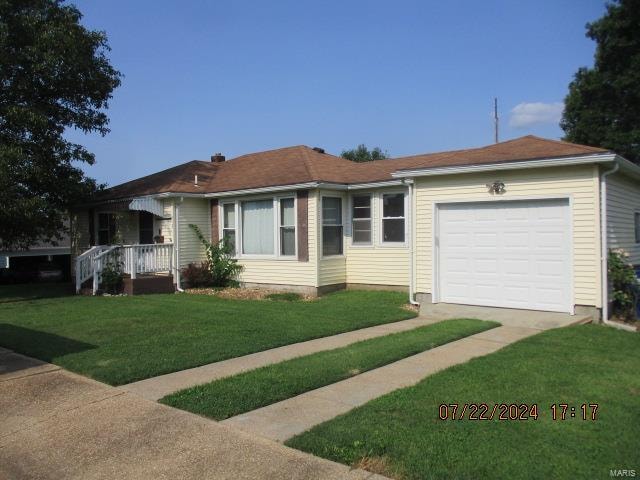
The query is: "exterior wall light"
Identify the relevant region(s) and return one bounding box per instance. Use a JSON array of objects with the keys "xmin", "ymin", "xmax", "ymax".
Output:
[{"xmin": 487, "ymin": 181, "xmax": 506, "ymax": 194}]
